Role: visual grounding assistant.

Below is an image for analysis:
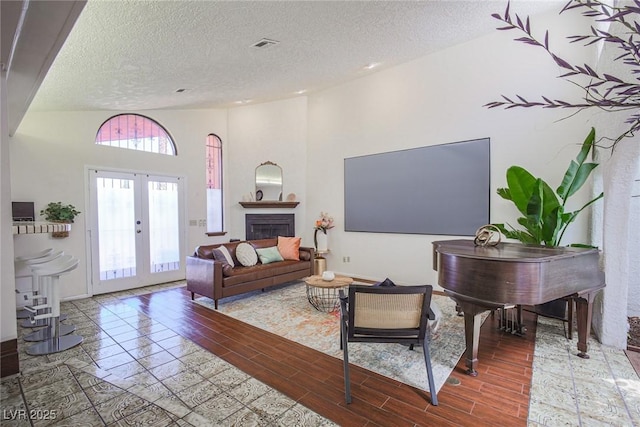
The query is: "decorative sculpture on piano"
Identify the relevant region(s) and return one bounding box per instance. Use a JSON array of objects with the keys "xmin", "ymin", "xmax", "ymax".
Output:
[{"xmin": 473, "ymin": 225, "xmax": 501, "ymax": 247}]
